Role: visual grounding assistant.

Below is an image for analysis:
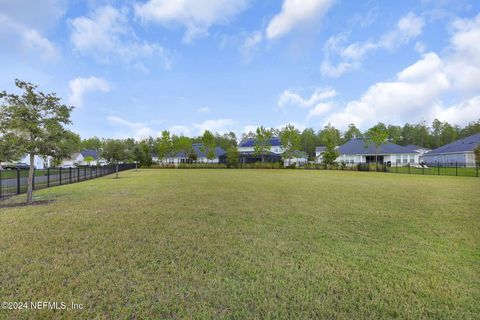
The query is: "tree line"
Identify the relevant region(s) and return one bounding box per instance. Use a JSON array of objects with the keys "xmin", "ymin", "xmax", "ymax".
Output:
[{"xmin": 1, "ymin": 79, "xmax": 479, "ymax": 203}]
